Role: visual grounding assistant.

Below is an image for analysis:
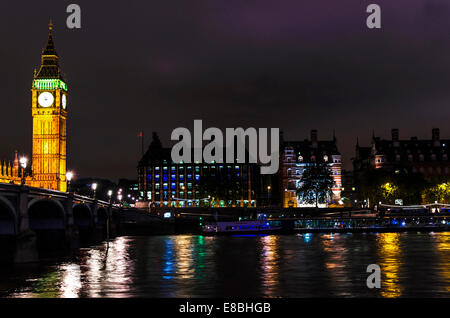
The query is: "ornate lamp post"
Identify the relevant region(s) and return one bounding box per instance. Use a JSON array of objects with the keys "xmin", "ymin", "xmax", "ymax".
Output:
[
  {"xmin": 66, "ymin": 171, "xmax": 73, "ymax": 192},
  {"xmin": 91, "ymin": 182, "xmax": 98, "ymax": 199},
  {"xmin": 19, "ymin": 157, "xmax": 27, "ymax": 185},
  {"xmin": 267, "ymin": 185, "xmax": 271, "ymax": 207},
  {"xmin": 107, "ymin": 189, "xmax": 113, "ymax": 204}
]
